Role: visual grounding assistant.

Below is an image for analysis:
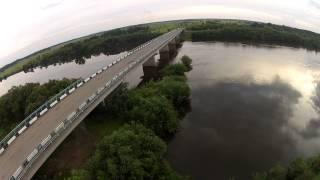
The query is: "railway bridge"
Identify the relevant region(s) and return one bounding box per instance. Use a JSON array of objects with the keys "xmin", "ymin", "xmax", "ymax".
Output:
[{"xmin": 0, "ymin": 29, "xmax": 183, "ymax": 180}]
